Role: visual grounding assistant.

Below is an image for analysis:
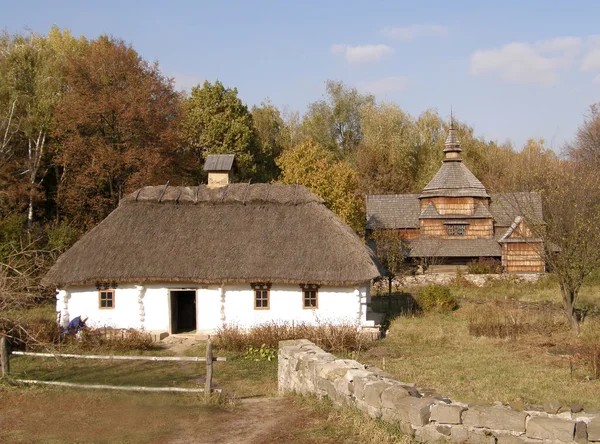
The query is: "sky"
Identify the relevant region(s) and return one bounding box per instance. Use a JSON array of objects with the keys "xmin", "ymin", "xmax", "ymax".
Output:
[{"xmin": 4, "ymin": 0, "xmax": 600, "ymax": 152}]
